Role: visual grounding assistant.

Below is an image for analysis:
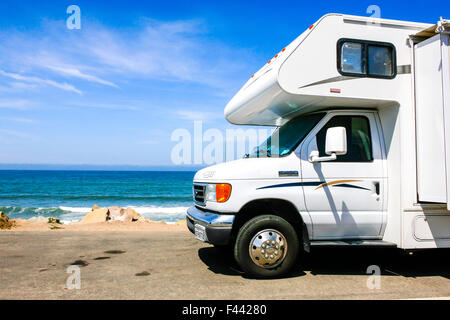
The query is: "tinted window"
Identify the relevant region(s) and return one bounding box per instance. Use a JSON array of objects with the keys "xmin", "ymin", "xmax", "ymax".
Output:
[
  {"xmin": 249, "ymin": 113, "xmax": 325, "ymax": 158},
  {"xmin": 341, "ymin": 42, "xmax": 365, "ymax": 74},
  {"xmin": 338, "ymin": 39, "xmax": 395, "ymax": 78},
  {"xmin": 317, "ymin": 116, "xmax": 373, "ymax": 162},
  {"xmin": 368, "ymin": 45, "xmax": 393, "ymax": 77}
]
